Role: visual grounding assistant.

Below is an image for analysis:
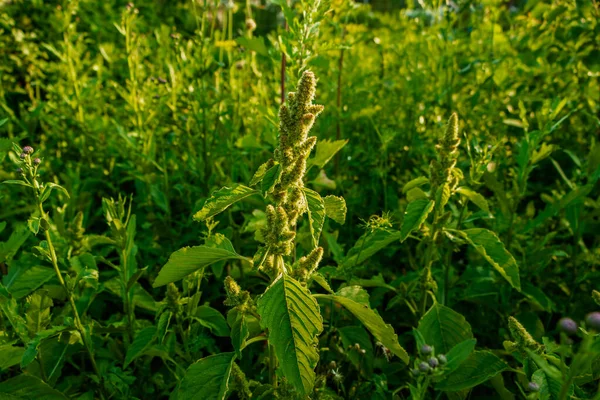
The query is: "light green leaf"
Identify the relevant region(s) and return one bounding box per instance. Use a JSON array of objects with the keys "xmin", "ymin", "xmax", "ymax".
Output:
[
  {"xmin": 257, "ymin": 274, "xmax": 323, "ymax": 395},
  {"xmin": 418, "ymin": 303, "xmax": 473, "ymax": 354},
  {"xmin": 402, "ymin": 176, "xmax": 429, "ymax": 193},
  {"xmin": 195, "ymin": 306, "xmax": 230, "ymax": 337},
  {"xmin": 308, "ymin": 139, "xmax": 348, "ymax": 169},
  {"xmin": 26, "ymin": 290, "xmax": 53, "ymax": 337},
  {"xmin": 400, "ymin": 199, "xmax": 435, "ymax": 241},
  {"xmin": 153, "ymin": 246, "xmax": 247, "ymax": 287},
  {"xmin": 249, "ymin": 160, "xmax": 273, "ymax": 186},
  {"xmin": 2, "ymin": 180, "xmax": 32, "ymax": 188},
  {"xmin": 462, "ymin": 229, "xmax": 520, "ymax": 290},
  {"xmin": 40, "ymin": 183, "xmax": 70, "ymax": 203},
  {"xmin": 436, "ymin": 351, "xmax": 508, "ymax": 391},
  {"xmin": 310, "ymin": 272, "xmax": 333, "ymax": 293},
  {"xmin": 0, "ymin": 374, "xmax": 69, "ymax": 399},
  {"xmin": 235, "ymin": 36, "xmax": 268, "ymax": 56},
  {"xmin": 340, "ymin": 229, "xmax": 403, "ymax": 270},
  {"xmin": 456, "ymin": 187, "xmax": 490, "ymax": 213},
  {"xmin": 0, "ymin": 345, "xmax": 25, "ymax": 371},
  {"xmin": 323, "ymin": 195, "xmax": 347, "ymax": 224},
  {"xmin": 532, "ymin": 368, "xmax": 572, "ymax": 400},
  {"xmin": 177, "ymin": 352, "xmax": 236, "ymax": 400},
  {"xmin": 3, "ymin": 265, "xmax": 54, "ymax": 299},
  {"xmin": 302, "ymin": 188, "xmax": 326, "ymax": 248},
  {"xmin": 124, "ymin": 327, "xmax": 156, "ymax": 368},
  {"xmin": 193, "ymin": 185, "xmax": 257, "ymax": 221},
  {"xmin": 261, "ymin": 164, "xmax": 282, "ymax": 196},
  {"xmin": 314, "ymin": 294, "xmax": 409, "ymax": 364}
]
